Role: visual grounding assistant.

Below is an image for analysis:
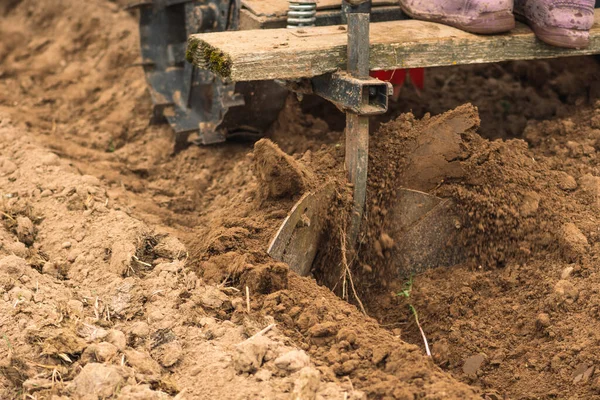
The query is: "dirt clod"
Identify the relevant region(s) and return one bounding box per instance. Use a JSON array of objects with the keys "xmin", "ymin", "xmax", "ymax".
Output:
[
  {"xmin": 536, "ymin": 313, "xmax": 551, "ymax": 329},
  {"xmin": 463, "ymin": 353, "xmax": 486, "ymax": 377},
  {"xmin": 106, "ymin": 330, "xmax": 127, "ymax": 351},
  {"xmin": 15, "ymin": 216, "xmax": 35, "ymax": 246},
  {"xmin": 559, "ymin": 223, "xmax": 589, "ymax": 261},
  {"xmin": 124, "ymin": 348, "xmax": 162, "ymax": 377},
  {"xmin": 553, "ymin": 279, "xmax": 579, "ymax": 303},
  {"xmin": 81, "ymin": 342, "xmax": 119, "ymax": 364},
  {"xmin": 42, "ymin": 329, "xmax": 87, "ymax": 357},
  {"xmin": 233, "ymin": 336, "xmax": 271, "ymax": 374},
  {"xmin": 0, "ymin": 255, "xmax": 26, "ymax": 278},
  {"xmin": 253, "ymin": 139, "xmax": 313, "ymax": 200},
  {"xmin": 274, "ymin": 349, "xmax": 310, "ymax": 372},
  {"xmin": 66, "ymin": 363, "xmax": 126, "ymax": 399}
]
